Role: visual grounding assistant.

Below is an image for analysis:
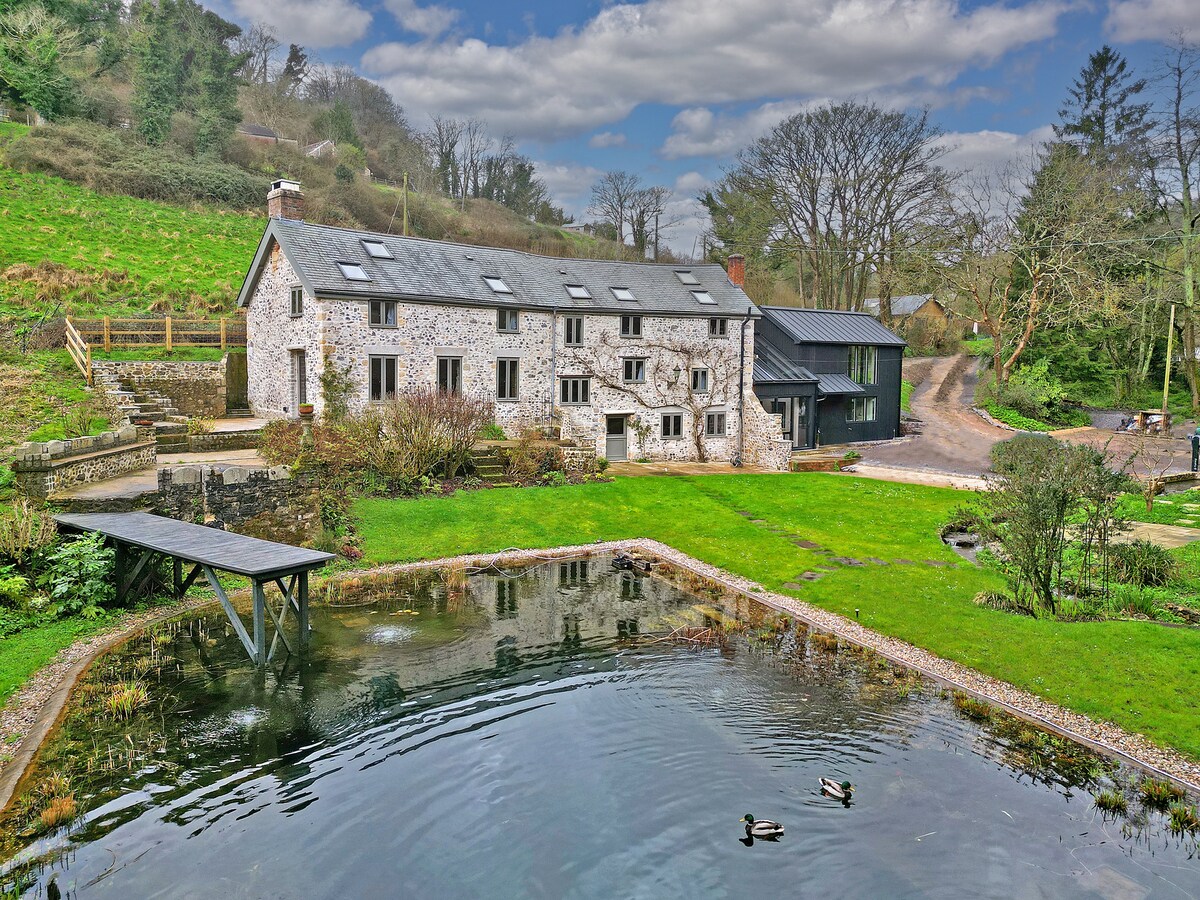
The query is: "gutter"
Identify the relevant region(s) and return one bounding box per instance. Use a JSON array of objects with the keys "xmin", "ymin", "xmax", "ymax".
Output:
[{"xmin": 550, "ymin": 306, "xmax": 558, "ymax": 427}]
